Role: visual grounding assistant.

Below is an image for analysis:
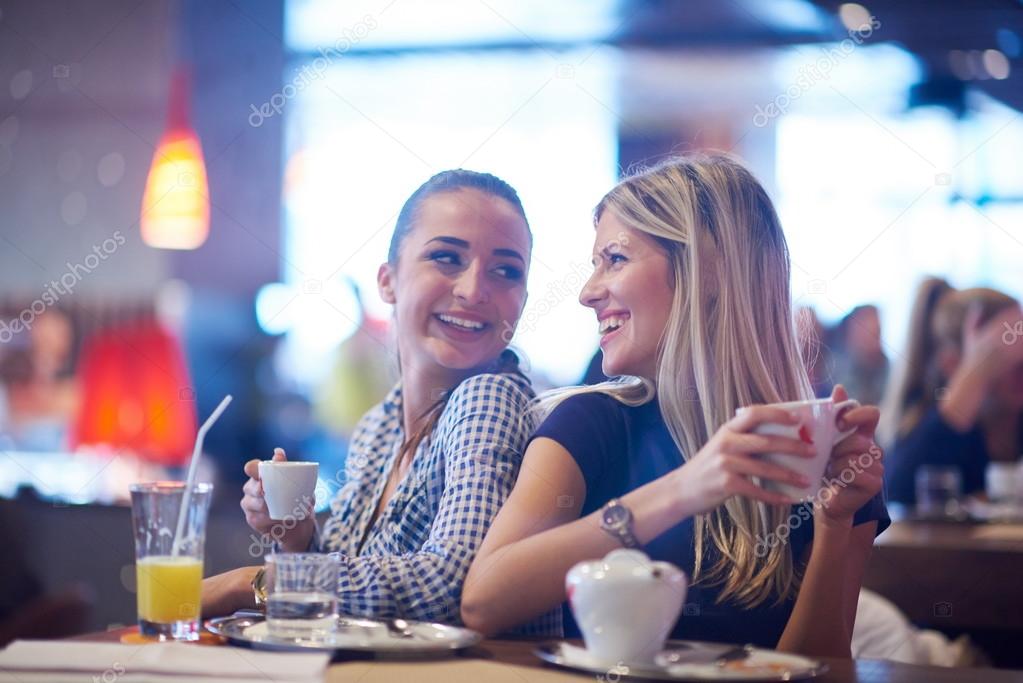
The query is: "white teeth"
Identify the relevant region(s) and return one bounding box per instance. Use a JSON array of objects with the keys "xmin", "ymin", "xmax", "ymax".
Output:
[
  {"xmin": 438, "ymin": 314, "xmax": 485, "ymax": 331},
  {"xmin": 599, "ymin": 316, "xmax": 628, "ymax": 334}
]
